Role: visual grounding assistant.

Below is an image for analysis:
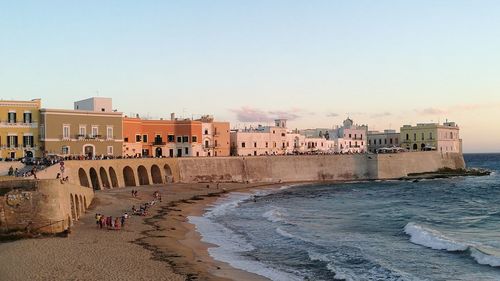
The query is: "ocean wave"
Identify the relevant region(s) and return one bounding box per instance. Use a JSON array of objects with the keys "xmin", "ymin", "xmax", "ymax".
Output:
[
  {"xmin": 188, "ymin": 215, "xmax": 302, "ymax": 281},
  {"xmin": 404, "ymin": 222, "xmax": 468, "ymax": 251},
  {"xmin": 404, "ymin": 222, "xmax": 500, "ymax": 267},
  {"xmin": 263, "ymin": 207, "xmax": 287, "ymax": 223},
  {"xmin": 276, "ymin": 227, "xmax": 295, "ymax": 239}
]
